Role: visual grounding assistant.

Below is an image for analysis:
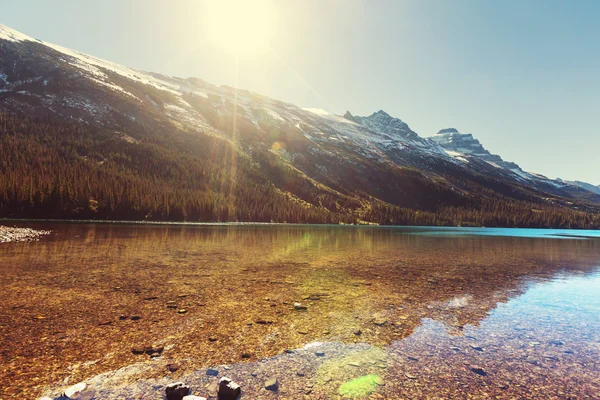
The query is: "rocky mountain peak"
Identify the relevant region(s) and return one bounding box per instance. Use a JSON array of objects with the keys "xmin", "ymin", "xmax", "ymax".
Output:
[{"xmin": 343, "ymin": 111, "xmax": 357, "ymax": 123}]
